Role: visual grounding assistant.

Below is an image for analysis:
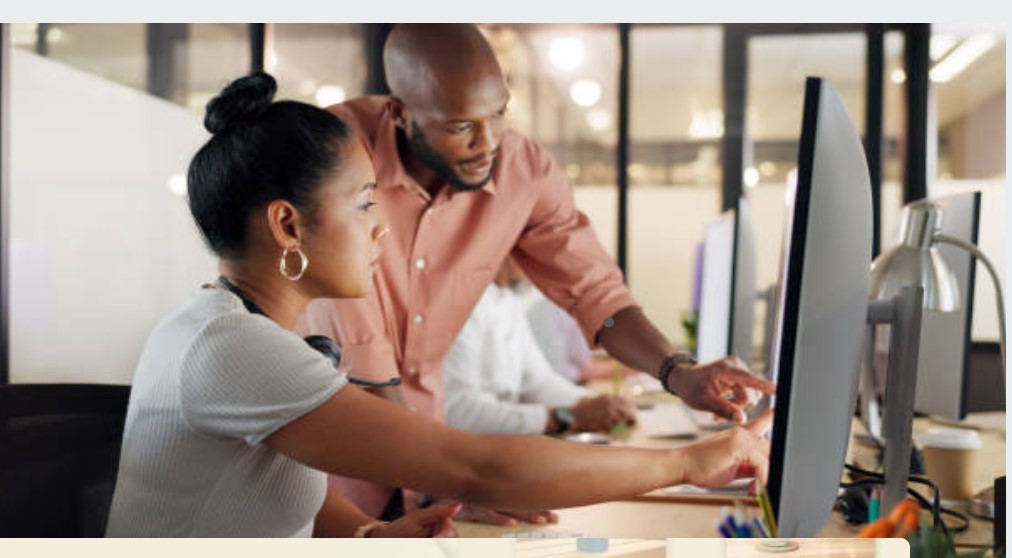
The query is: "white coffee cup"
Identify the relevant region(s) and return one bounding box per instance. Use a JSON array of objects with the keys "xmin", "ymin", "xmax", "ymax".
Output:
[{"xmin": 918, "ymin": 427, "xmax": 982, "ymax": 502}]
